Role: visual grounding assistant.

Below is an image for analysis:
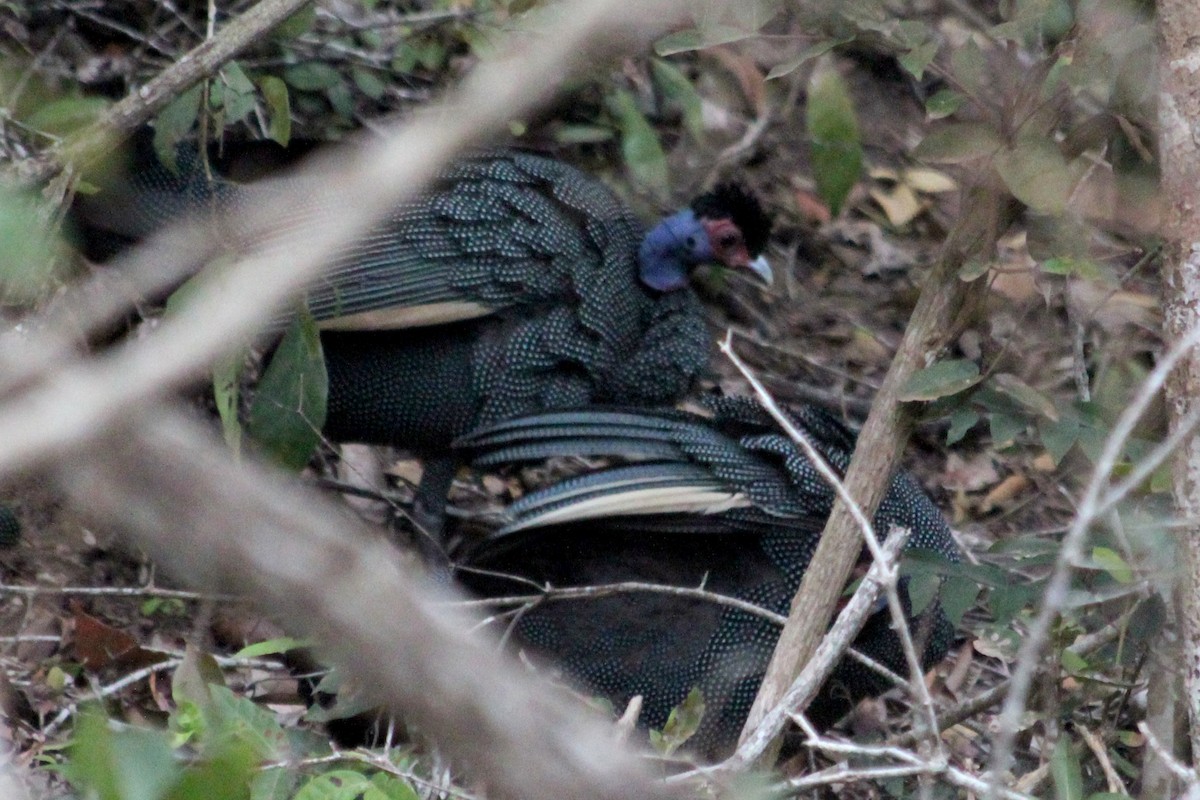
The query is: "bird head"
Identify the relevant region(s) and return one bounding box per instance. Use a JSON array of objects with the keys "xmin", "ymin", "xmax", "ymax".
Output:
[{"xmin": 638, "ymin": 183, "xmax": 772, "ymax": 292}]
